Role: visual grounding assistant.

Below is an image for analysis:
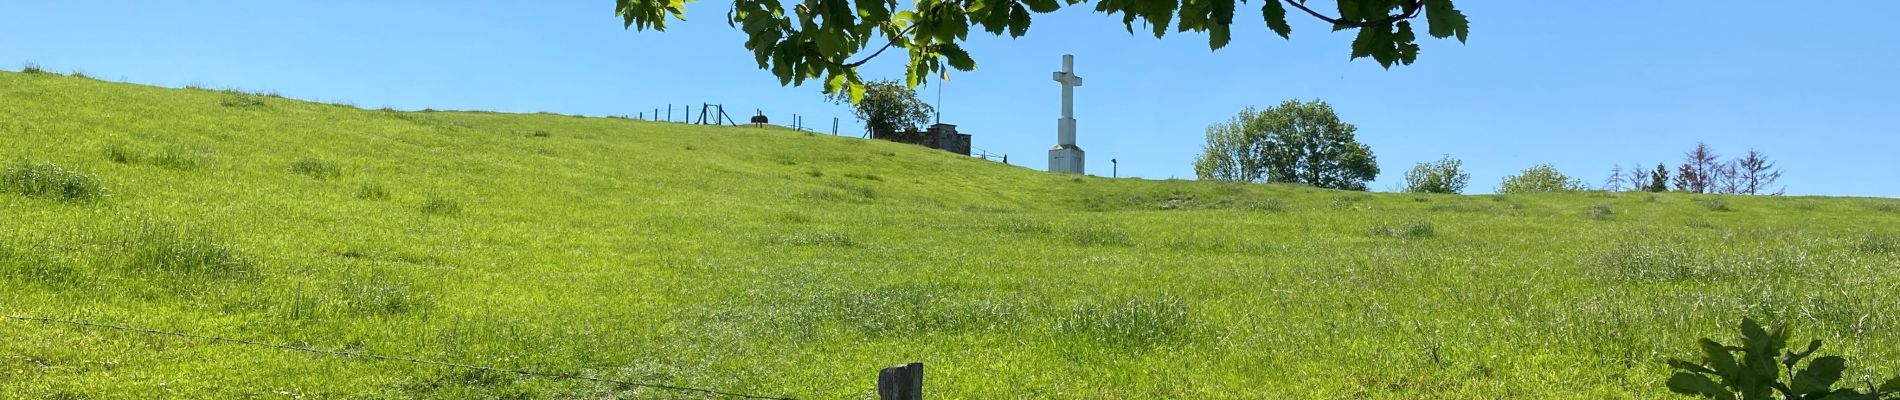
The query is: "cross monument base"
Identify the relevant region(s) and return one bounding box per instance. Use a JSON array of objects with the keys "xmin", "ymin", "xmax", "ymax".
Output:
[{"xmin": 1049, "ymin": 145, "xmax": 1085, "ymax": 175}]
